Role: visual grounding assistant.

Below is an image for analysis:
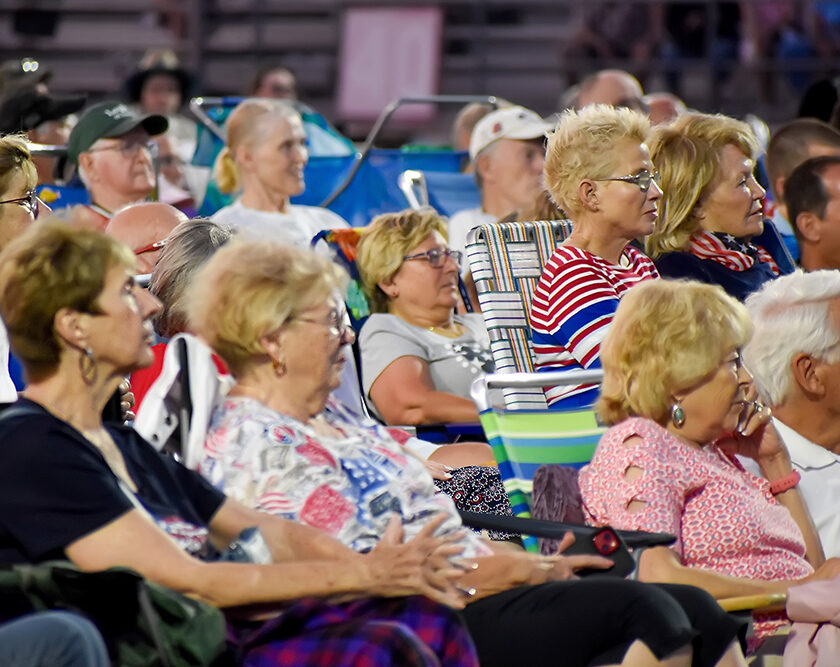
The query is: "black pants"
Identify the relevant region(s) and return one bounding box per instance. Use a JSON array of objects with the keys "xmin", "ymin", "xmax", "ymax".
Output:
[{"xmin": 460, "ymin": 578, "xmax": 744, "ymax": 667}]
